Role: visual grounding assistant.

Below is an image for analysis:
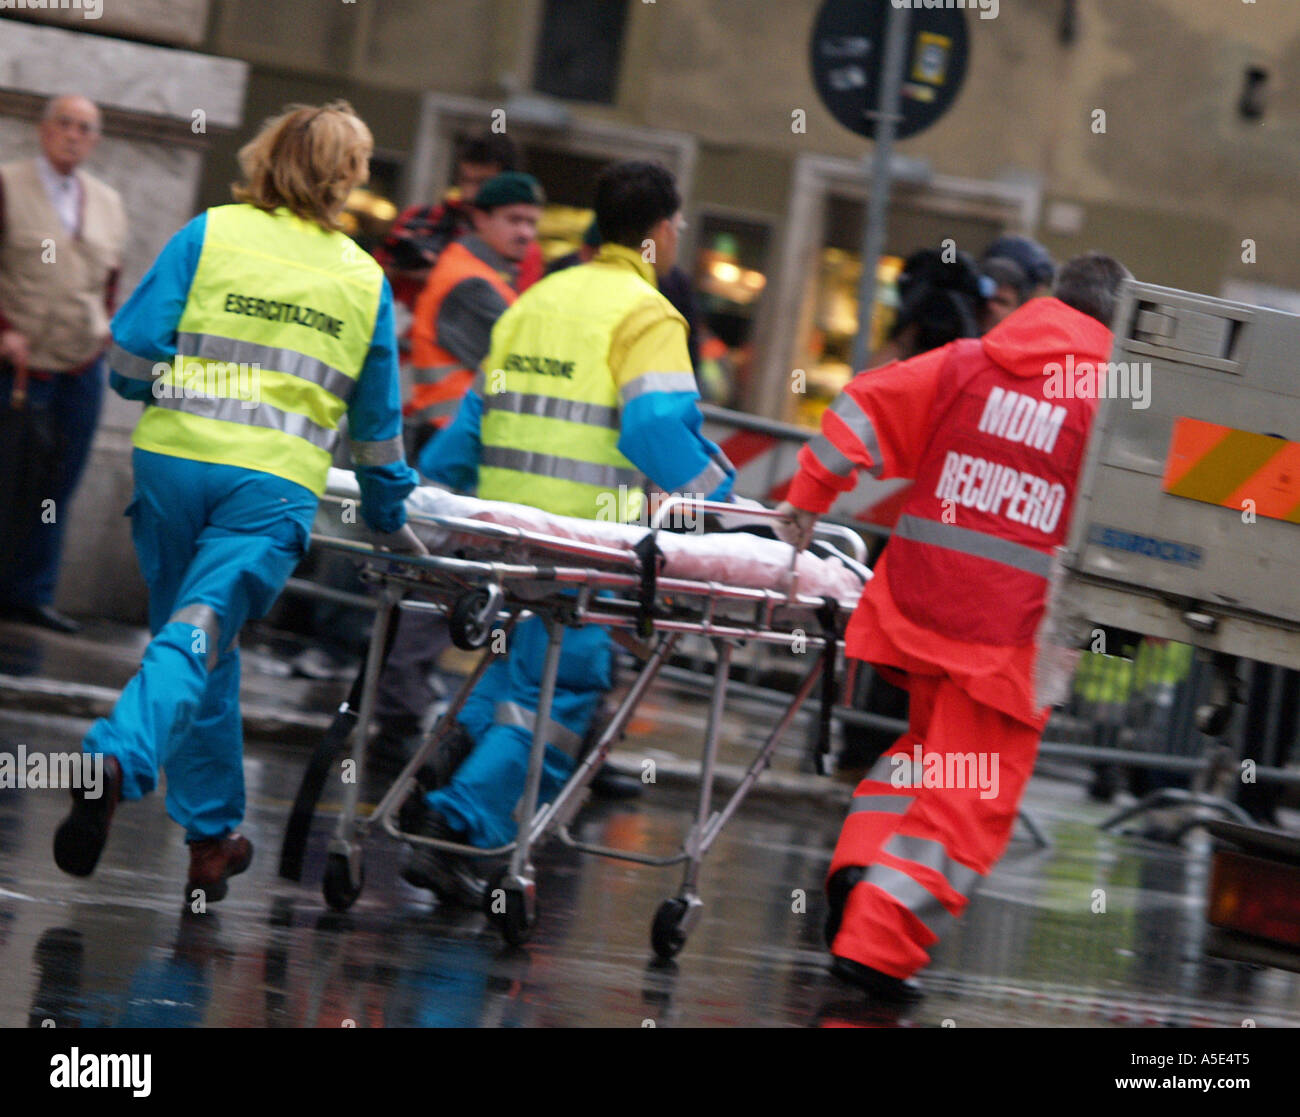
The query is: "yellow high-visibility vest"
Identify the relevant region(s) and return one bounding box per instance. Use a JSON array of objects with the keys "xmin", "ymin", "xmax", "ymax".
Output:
[
  {"xmin": 477, "ymin": 254, "xmax": 666, "ymax": 521},
  {"xmin": 132, "ymin": 204, "xmax": 382, "ymax": 495}
]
